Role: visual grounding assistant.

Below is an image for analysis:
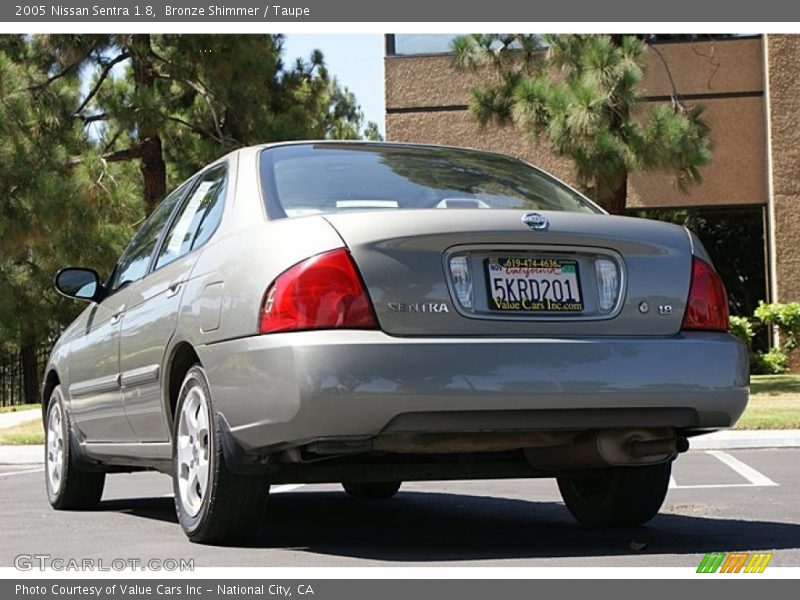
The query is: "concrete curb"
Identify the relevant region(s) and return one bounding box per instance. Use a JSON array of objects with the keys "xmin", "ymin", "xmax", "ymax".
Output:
[
  {"xmin": 1, "ymin": 430, "xmax": 800, "ymax": 466},
  {"xmin": 688, "ymin": 429, "xmax": 800, "ymax": 450},
  {"xmin": 0, "ymin": 409, "xmax": 40, "ymax": 430},
  {"xmin": 0, "ymin": 444, "xmax": 43, "ymax": 465}
]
